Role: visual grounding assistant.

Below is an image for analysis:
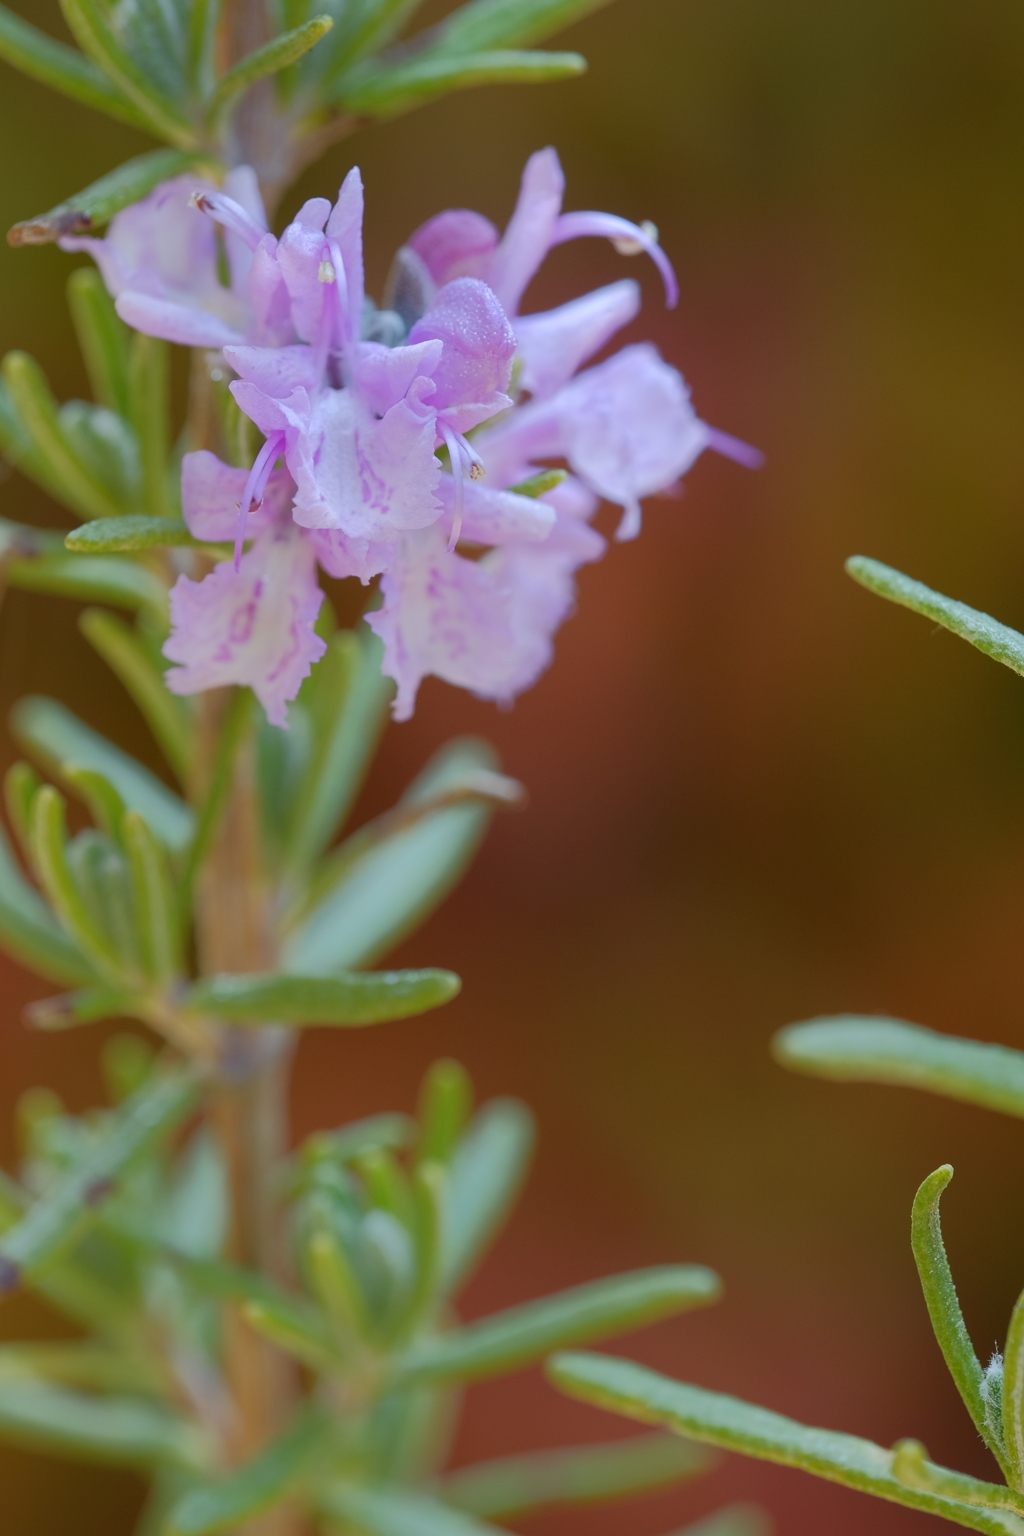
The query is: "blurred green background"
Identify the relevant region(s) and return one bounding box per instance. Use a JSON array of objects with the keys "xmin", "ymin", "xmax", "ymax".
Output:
[{"xmin": 4, "ymin": 0, "xmax": 1024, "ymax": 1530}]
